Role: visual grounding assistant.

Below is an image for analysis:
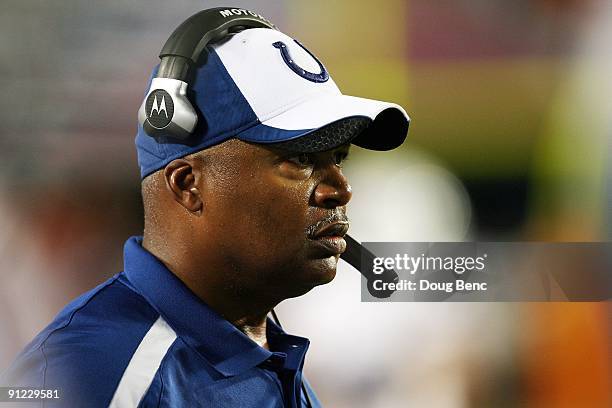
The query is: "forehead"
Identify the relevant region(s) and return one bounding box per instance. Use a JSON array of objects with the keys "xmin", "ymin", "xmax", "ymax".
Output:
[{"xmin": 190, "ymin": 139, "xmax": 277, "ymax": 175}]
